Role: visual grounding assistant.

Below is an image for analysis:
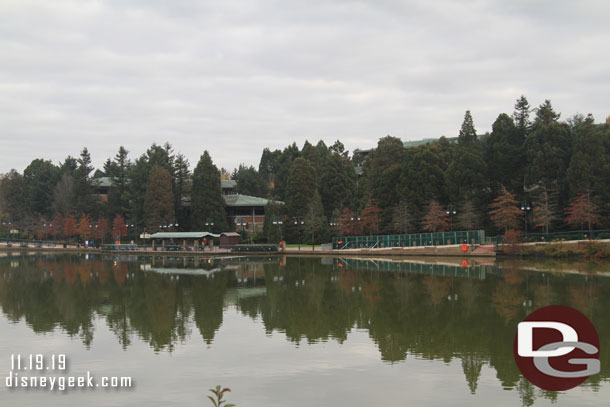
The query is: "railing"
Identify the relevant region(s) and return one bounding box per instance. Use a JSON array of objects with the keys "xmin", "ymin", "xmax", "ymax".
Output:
[
  {"xmin": 332, "ymin": 230, "xmax": 485, "ymax": 250},
  {"xmin": 231, "ymin": 244, "xmax": 279, "ymax": 253},
  {"xmin": 101, "ymin": 244, "xmax": 141, "ymax": 251}
]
